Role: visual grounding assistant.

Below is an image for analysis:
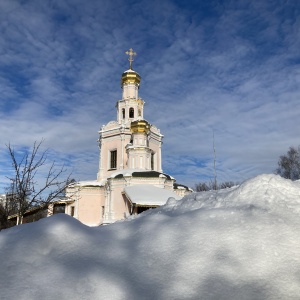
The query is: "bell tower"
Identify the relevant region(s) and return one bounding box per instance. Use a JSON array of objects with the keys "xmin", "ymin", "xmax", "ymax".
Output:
[
  {"xmin": 117, "ymin": 48, "xmax": 145, "ymax": 124},
  {"xmin": 97, "ymin": 49, "xmax": 163, "ymax": 181}
]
